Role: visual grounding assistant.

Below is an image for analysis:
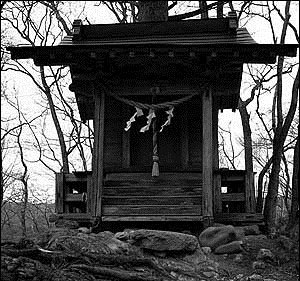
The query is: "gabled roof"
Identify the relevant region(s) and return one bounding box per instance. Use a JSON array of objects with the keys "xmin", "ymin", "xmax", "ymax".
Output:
[
  {"xmin": 8, "ymin": 15, "xmax": 297, "ymax": 65},
  {"xmin": 7, "ymin": 14, "xmax": 298, "ymax": 121}
]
